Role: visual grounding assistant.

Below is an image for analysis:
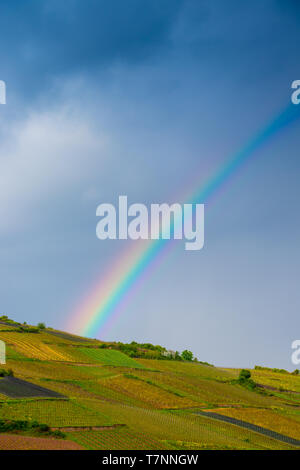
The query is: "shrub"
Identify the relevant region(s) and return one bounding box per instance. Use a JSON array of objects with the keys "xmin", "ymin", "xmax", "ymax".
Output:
[
  {"xmin": 181, "ymin": 350, "xmax": 193, "ymax": 361},
  {"xmin": 0, "ymin": 368, "xmax": 14, "ymax": 377},
  {"xmin": 239, "ymin": 369, "xmax": 251, "ymax": 380},
  {"xmin": 254, "ymin": 365, "xmax": 288, "ymax": 374},
  {"xmin": 0, "ymin": 419, "xmax": 65, "ymax": 438},
  {"xmin": 235, "ymin": 369, "xmax": 258, "ymax": 392},
  {"xmin": 37, "ymin": 322, "xmax": 46, "ymax": 329},
  {"xmin": 17, "ymin": 326, "xmax": 40, "ymax": 333},
  {"xmin": 38, "ymin": 423, "xmax": 50, "ymax": 432},
  {"xmin": 98, "ymin": 340, "xmax": 202, "ymax": 364}
]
